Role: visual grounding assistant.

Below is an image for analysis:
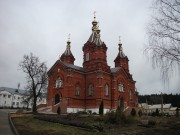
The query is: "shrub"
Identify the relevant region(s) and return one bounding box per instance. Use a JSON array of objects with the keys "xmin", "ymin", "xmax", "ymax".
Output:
[
  {"xmin": 57, "ymin": 106, "xmax": 61, "ymax": 115},
  {"xmin": 138, "ymin": 109, "xmax": 142, "ymax": 117},
  {"xmin": 87, "ymin": 110, "xmax": 92, "ymax": 114},
  {"xmin": 148, "ymin": 120, "xmax": 156, "ymax": 126},
  {"xmin": 176, "ymin": 108, "xmax": 179, "ymax": 117},
  {"xmin": 152, "ymin": 112, "xmax": 156, "ymax": 117},
  {"xmin": 67, "ymin": 113, "xmax": 78, "ymax": 120},
  {"xmin": 105, "ymin": 111, "xmax": 116, "ymax": 124},
  {"xmin": 115, "ymin": 106, "xmax": 123, "ymax": 123},
  {"xmin": 16, "ymin": 109, "xmax": 24, "ymax": 114},
  {"xmin": 155, "ymin": 108, "xmax": 159, "ymax": 116},
  {"xmin": 99, "ymin": 101, "xmax": 104, "ymax": 115},
  {"xmin": 131, "ymin": 108, "xmax": 136, "ymax": 117},
  {"xmin": 94, "ymin": 115, "xmax": 104, "ymax": 122},
  {"xmin": 77, "ymin": 111, "xmax": 87, "ymax": 114},
  {"xmin": 105, "ymin": 107, "xmax": 132, "ymax": 124},
  {"xmin": 92, "ymin": 122, "xmax": 104, "ymax": 132}
]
